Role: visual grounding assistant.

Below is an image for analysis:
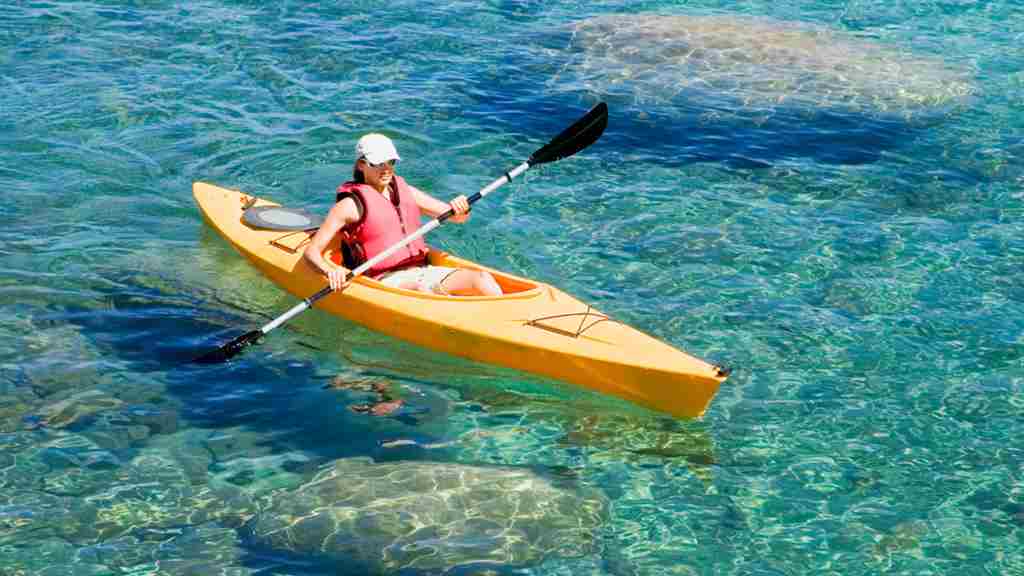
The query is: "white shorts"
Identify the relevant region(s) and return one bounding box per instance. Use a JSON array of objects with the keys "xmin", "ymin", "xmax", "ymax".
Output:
[{"xmin": 376, "ymin": 265, "xmax": 458, "ymax": 294}]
